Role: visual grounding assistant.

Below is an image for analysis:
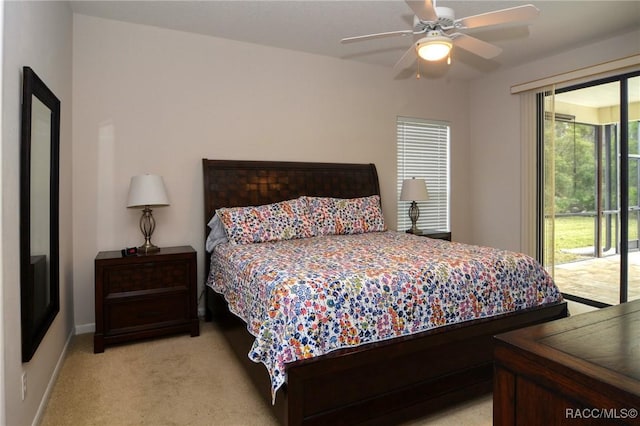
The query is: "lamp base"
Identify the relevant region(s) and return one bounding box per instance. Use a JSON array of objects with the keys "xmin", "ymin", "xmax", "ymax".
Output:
[
  {"xmin": 137, "ymin": 206, "xmax": 160, "ymax": 255},
  {"xmin": 407, "ymin": 201, "xmax": 422, "ymax": 236},
  {"xmin": 138, "ymin": 241, "xmax": 160, "ymax": 255}
]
